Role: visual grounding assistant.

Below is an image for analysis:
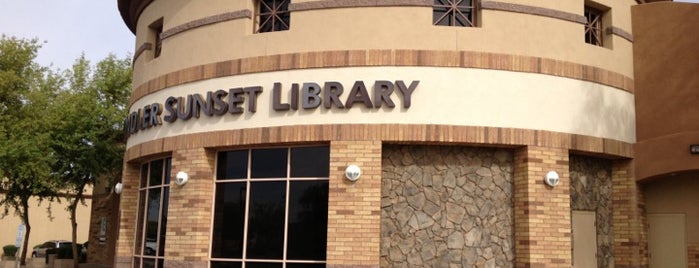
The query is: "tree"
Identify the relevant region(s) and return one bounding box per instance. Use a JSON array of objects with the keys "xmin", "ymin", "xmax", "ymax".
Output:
[
  {"xmin": 49, "ymin": 54, "xmax": 131, "ymax": 267},
  {"xmin": 0, "ymin": 34, "xmax": 131, "ymax": 267},
  {"xmin": 0, "ymin": 35, "xmax": 60, "ymax": 265}
]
